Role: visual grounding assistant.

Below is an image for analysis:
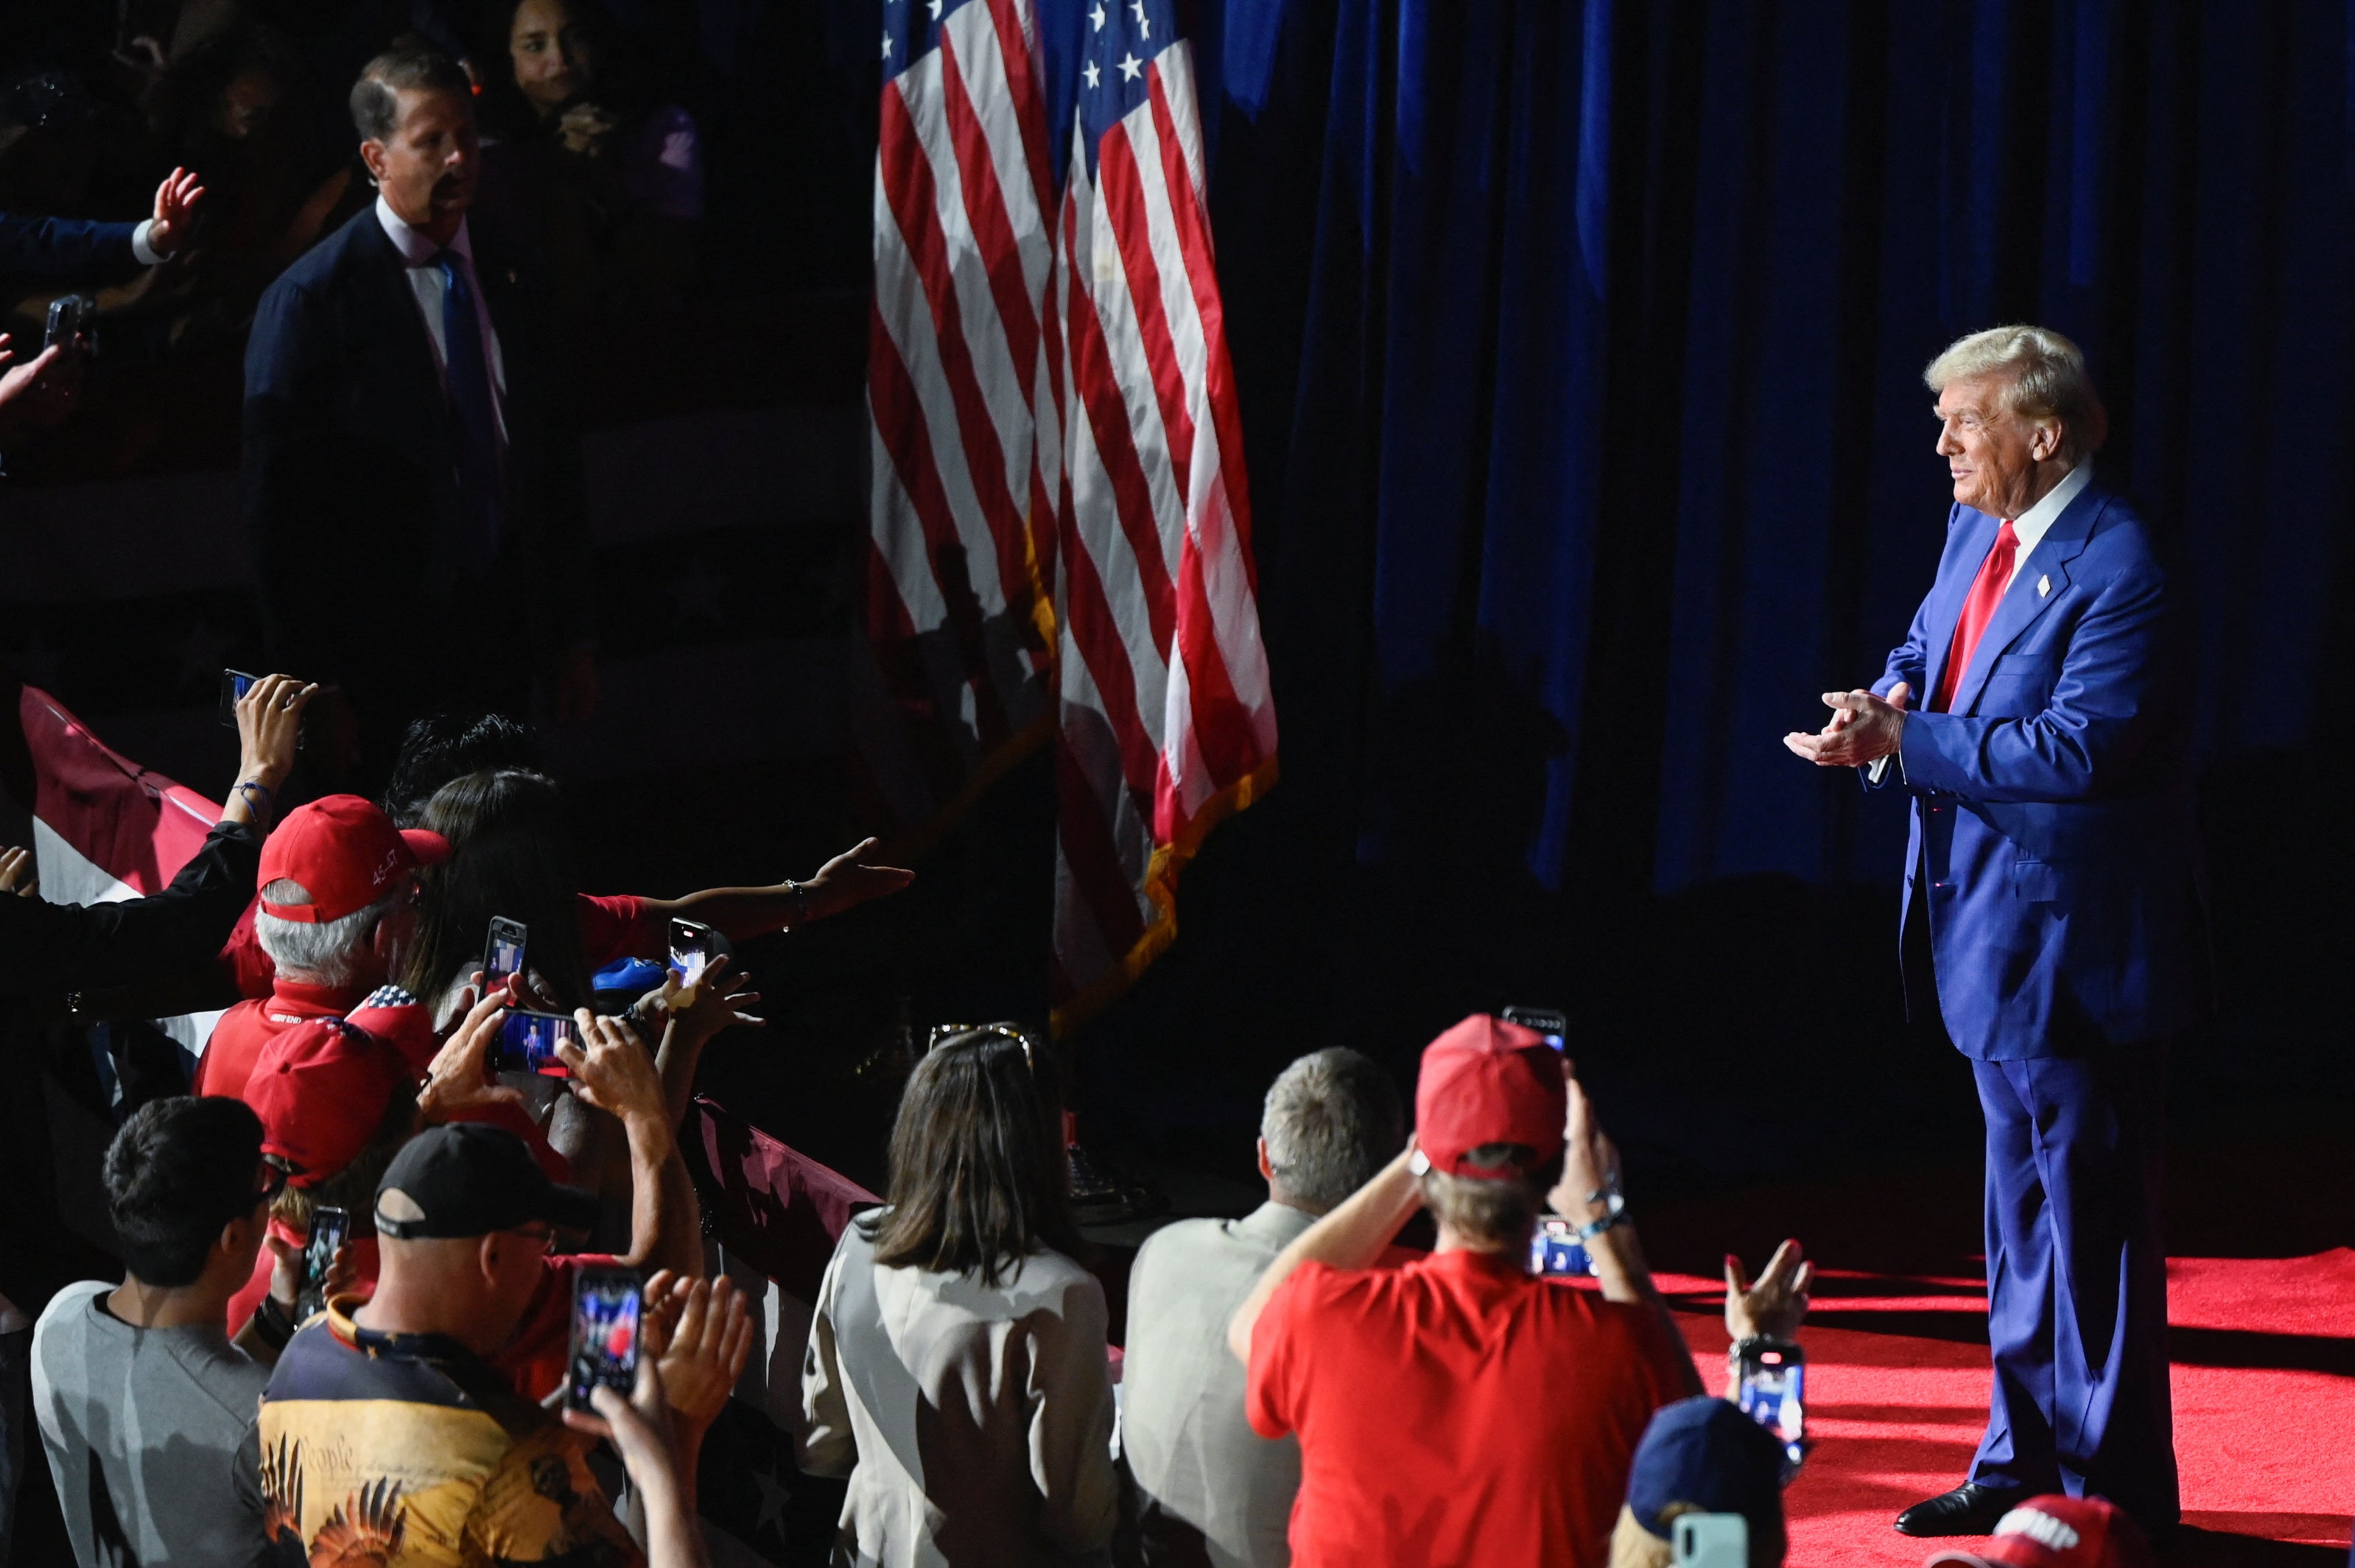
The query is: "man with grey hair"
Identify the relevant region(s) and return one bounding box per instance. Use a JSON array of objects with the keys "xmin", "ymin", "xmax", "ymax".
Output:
[
  {"xmin": 192, "ymin": 795, "xmax": 447, "ymax": 1100},
  {"xmin": 1120, "ymin": 1048, "xmax": 1403, "ymax": 1566},
  {"xmin": 1785, "ymin": 326, "xmax": 2203, "ymax": 1536}
]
